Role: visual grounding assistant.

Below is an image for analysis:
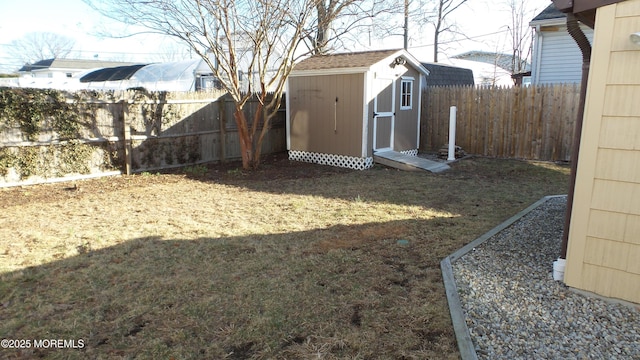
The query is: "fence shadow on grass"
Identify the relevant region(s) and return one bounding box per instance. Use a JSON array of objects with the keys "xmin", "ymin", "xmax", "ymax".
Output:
[{"xmin": 1, "ymin": 218, "xmax": 461, "ymax": 359}]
